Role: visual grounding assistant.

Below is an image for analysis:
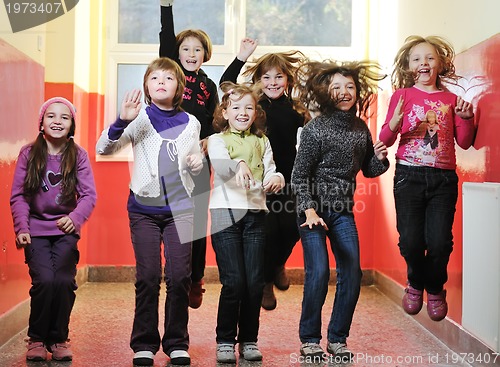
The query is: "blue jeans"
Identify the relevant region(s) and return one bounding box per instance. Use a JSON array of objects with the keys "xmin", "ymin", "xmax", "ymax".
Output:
[
  {"xmin": 210, "ymin": 209, "xmax": 266, "ymax": 344},
  {"xmin": 128, "ymin": 211, "xmax": 193, "ymax": 355},
  {"xmin": 298, "ymin": 211, "xmax": 362, "ymax": 344},
  {"xmin": 394, "ymin": 163, "xmax": 458, "ymax": 294}
]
